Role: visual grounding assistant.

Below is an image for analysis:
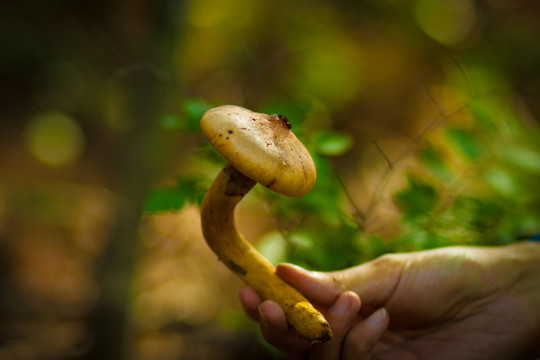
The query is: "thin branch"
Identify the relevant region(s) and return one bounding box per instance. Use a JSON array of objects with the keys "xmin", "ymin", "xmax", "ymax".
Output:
[
  {"xmin": 336, "ymin": 173, "xmax": 365, "ymax": 224},
  {"xmin": 371, "ymin": 140, "xmax": 393, "ymax": 169},
  {"xmin": 416, "ymin": 77, "xmax": 445, "ymax": 115},
  {"xmin": 362, "ymin": 92, "xmax": 494, "ymax": 222}
]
